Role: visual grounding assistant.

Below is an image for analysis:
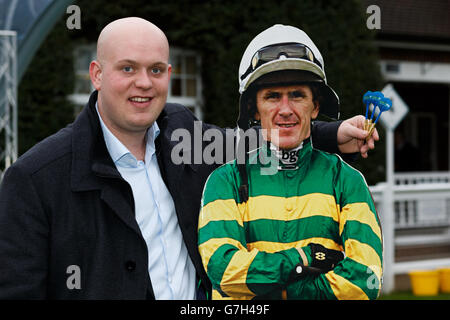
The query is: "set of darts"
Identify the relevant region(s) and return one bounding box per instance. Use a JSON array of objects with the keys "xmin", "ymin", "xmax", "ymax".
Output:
[{"xmin": 363, "ymin": 91, "xmax": 392, "ymax": 140}]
